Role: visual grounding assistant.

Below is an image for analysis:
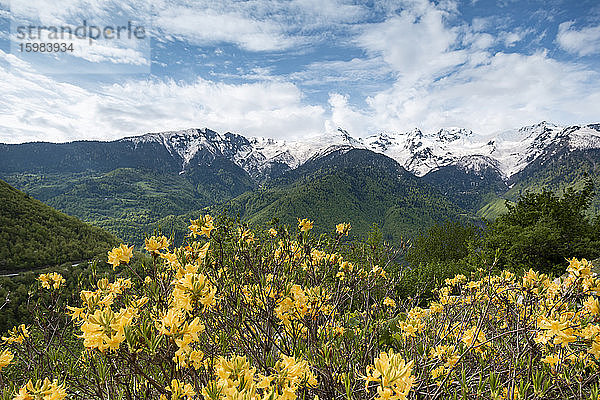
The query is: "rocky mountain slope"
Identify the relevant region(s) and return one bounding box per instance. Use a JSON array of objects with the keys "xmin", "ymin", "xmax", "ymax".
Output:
[{"xmin": 119, "ymin": 122, "xmax": 600, "ymax": 181}]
